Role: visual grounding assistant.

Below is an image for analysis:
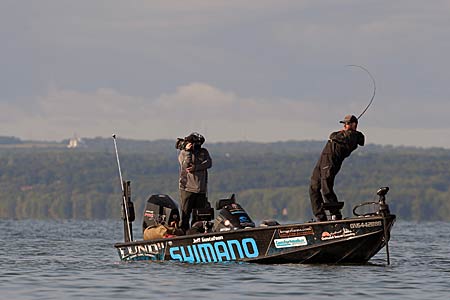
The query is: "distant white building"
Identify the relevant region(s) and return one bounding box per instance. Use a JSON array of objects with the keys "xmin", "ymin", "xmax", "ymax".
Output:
[{"xmin": 67, "ymin": 134, "xmax": 86, "ymax": 148}]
